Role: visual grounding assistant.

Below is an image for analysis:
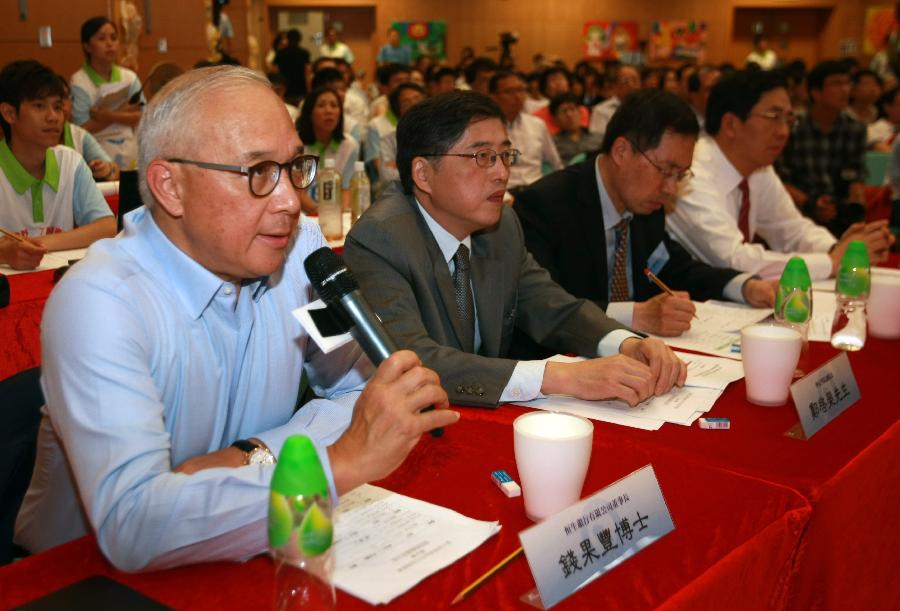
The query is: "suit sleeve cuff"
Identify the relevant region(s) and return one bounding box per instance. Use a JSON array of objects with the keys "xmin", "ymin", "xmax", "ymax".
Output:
[{"xmin": 724, "ymin": 273, "xmax": 754, "ymax": 304}]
